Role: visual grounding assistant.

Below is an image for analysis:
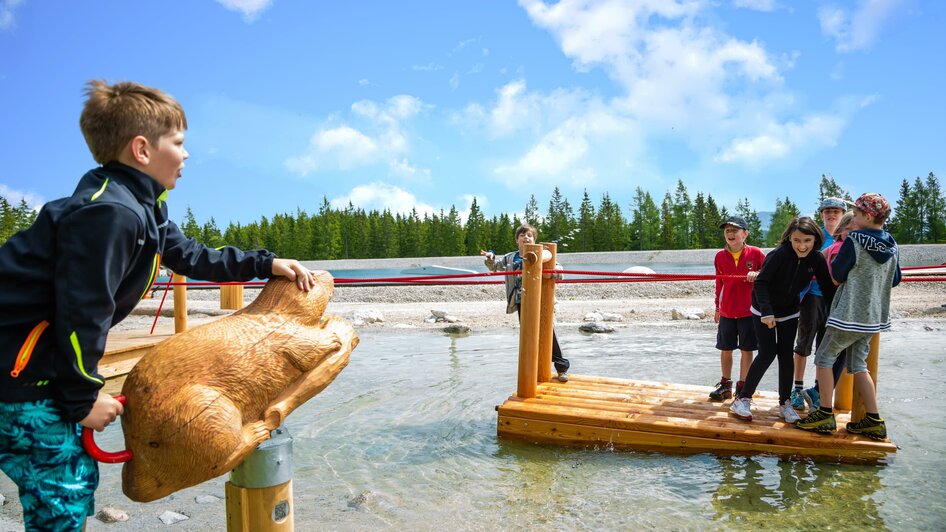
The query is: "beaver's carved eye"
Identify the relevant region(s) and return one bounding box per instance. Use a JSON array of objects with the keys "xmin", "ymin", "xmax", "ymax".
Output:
[{"xmin": 149, "ymin": 441, "xmax": 160, "ymax": 448}]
